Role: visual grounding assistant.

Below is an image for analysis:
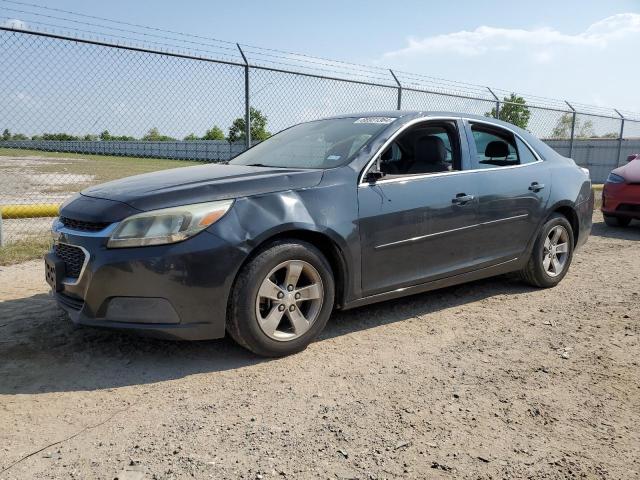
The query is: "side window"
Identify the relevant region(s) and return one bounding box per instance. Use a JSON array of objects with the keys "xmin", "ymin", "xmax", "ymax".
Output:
[
  {"xmin": 471, "ymin": 124, "xmax": 518, "ymax": 168},
  {"xmin": 515, "ymin": 137, "xmax": 538, "ymax": 164},
  {"xmin": 378, "ymin": 121, "xmax": 461, "ymax": 176},
  {"xmin": 470, "ymin": 123, "xmax": 540, "ymax": 168}
]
